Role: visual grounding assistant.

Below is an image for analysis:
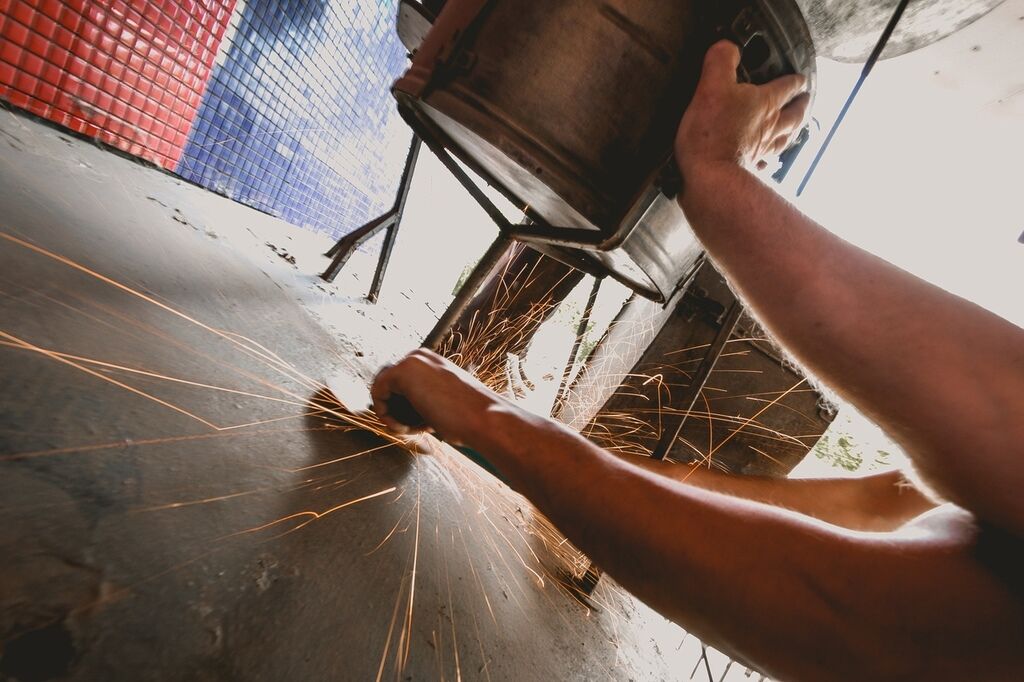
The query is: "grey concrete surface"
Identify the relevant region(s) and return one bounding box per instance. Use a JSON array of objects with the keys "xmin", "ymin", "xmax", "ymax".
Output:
[{"xmin": 0, "ymin": 111, "xmax": 729, "ymax": 681}]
